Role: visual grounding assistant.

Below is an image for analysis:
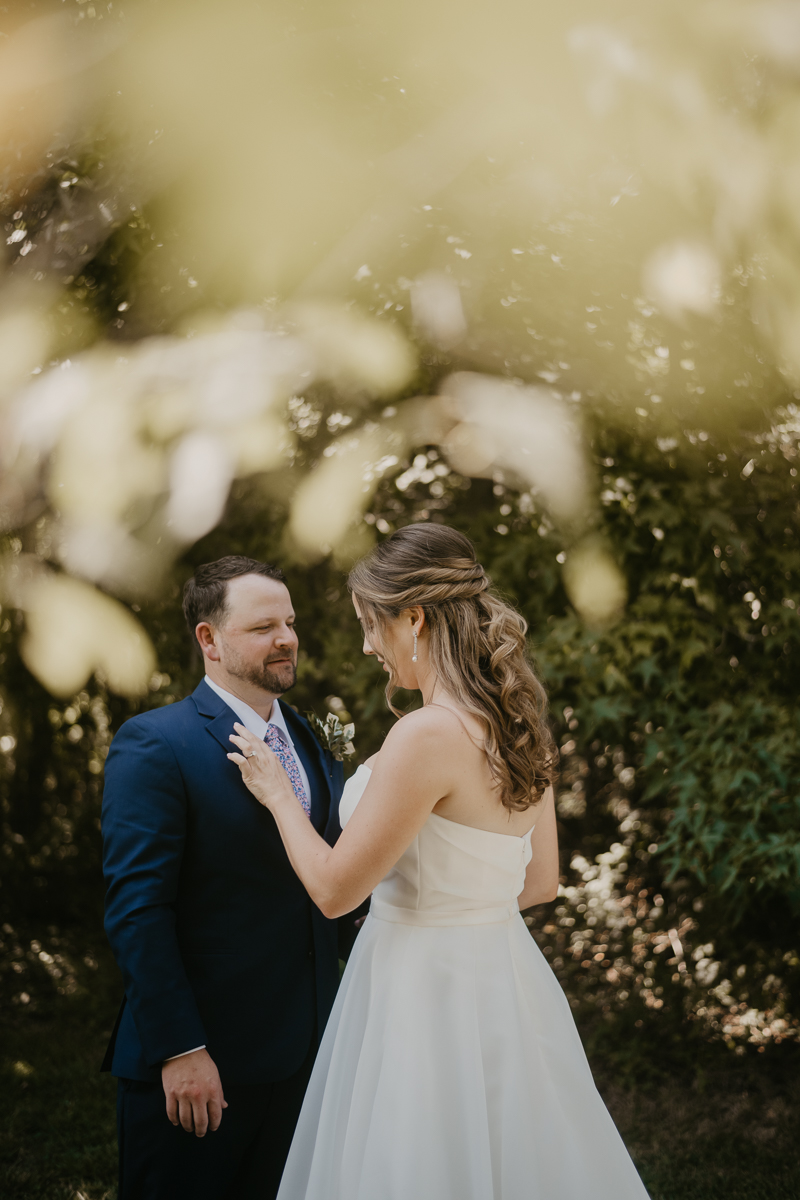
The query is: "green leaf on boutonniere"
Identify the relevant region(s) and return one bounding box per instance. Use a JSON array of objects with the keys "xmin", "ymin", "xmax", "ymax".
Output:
[{"xmin": 305, "ymin": 710, "xmax": 356, "ymax": 762}]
